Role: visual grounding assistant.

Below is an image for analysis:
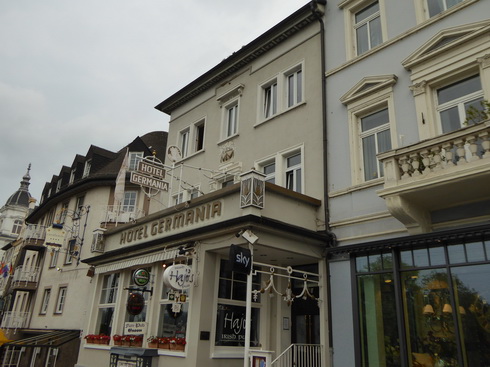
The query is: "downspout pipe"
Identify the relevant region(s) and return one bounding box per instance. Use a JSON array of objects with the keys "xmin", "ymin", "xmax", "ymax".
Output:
[{"xmin": 311, "ymin": 2, "xmax": 335, "ymax": 365}]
